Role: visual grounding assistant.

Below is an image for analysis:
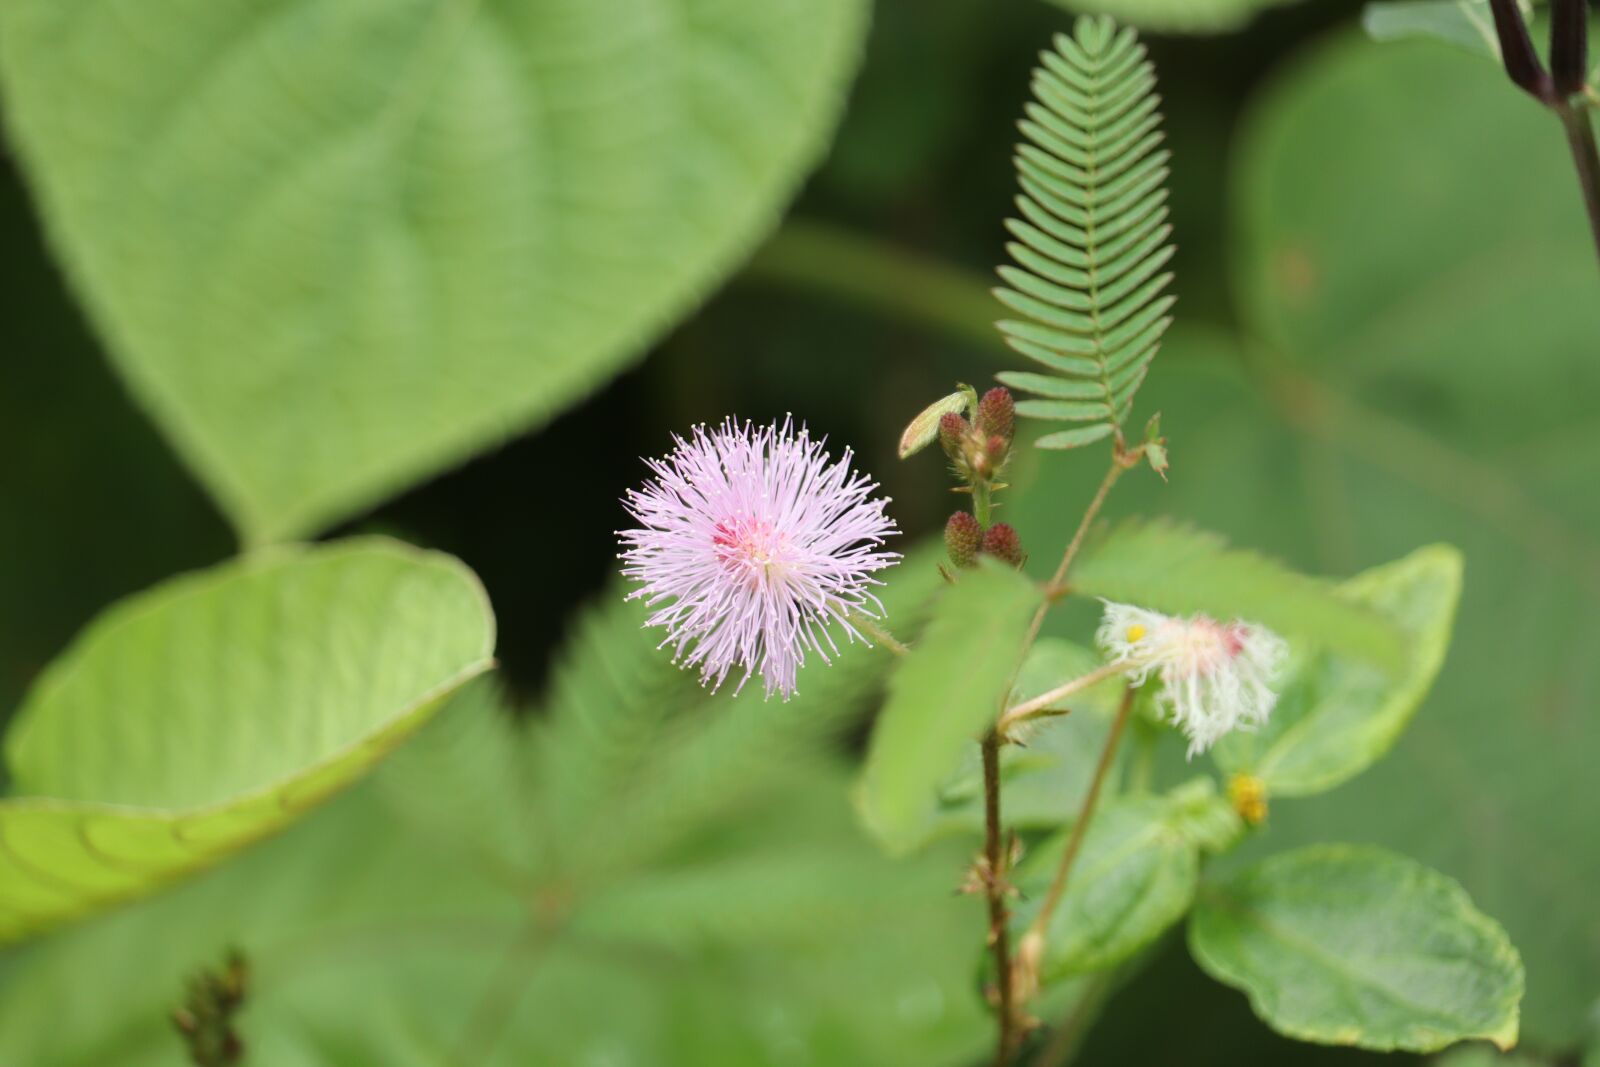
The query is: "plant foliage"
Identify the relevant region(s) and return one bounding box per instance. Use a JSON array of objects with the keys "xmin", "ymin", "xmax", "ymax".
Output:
[
  {"xmin": 0, "ymin": 539, "xmax": 494, "ymax": 945},
  {"xmin": 994, "ymin": 16, "xmax": 1175, "ymax": 451}
]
